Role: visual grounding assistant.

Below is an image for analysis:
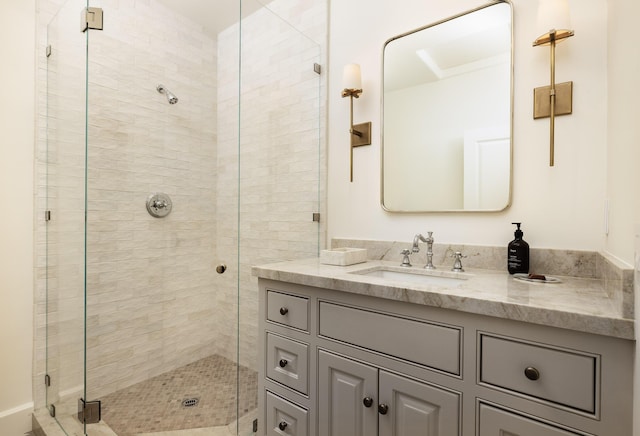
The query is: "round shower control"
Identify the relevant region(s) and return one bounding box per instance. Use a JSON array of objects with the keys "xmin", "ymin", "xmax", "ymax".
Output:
[{"xmin": 146, "ymin": 193, "xmax": 172, "ymax": 218}]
